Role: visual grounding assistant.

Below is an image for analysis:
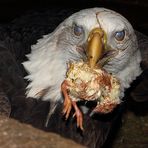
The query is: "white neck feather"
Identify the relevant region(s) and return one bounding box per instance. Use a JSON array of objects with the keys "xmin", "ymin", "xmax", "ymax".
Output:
[{"xmin": 23, "ymin": 33, "xmax": 67, "ymax": 102}]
